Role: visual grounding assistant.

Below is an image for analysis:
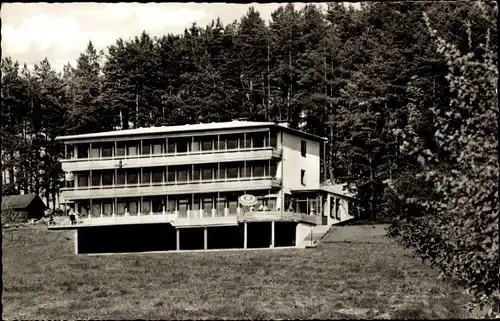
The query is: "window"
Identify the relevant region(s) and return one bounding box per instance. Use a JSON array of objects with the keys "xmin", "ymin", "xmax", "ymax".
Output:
[
  {"xmin": 103, "ymin": 201, "xmax": 113, "ymax": 216},
  {"xmin": 252, "ymin": 133, "xmax": 265, "ymax": 148},
  {"xmin": 202, "ymin": 137, "xmax": 215, "ymax": 151},
  {"xmin": 193, "ymin": 165, "xmax": 201, "ymax": 181},
  {"xmin": 152, "ymin": 141, "xmax": 163, "ymax": 154},
  {"xmin": 167, "ymin": 140, "xmax": 176, "ymax": 153},
  {"xmin": 191, "ymin": 139, "xmax": 200, "ymax": 152},
  {"xmin": 128, "ymin": 144, "xmax": 138, "ymax": 156},
  {"xmin": 177, "ymin": 198, "xmax": 189, "ymax": 217},
  {"xmin": 270, "ymin": 130, "xmax": 277, "ymax": 148},
  {"xmin": 152, "ymin": 168, "xmax": 164, "ymax": 183},
  {"xmin": 66, "ymin": 145, "xmax": 74, "ymax": 159},
  {"xmin": 77, "ymin": 144, "xmax": 89, "ymax": 159},
  {"xmin": 242, "ymin": 134, "xmax": 251, "ymax": 148},
  {"xmin": 78, "ymin": 174, "xmax": 88, "ymax": 187},
  {"xmin": 128, "ymin": 200, "xmax": 138, "ymax": 215},
  {"xmin": 78, "ymin": 202, "xmax": 89, "ymax": 216},
  {"xmin": 335, "ymin": 199, "xmax": 341, "ymax": 220},
  {"xmin": 253, "ymin": 162, "xmax": 265, "ymax": 177},
  {"xmin": 226, "ymin": 135, "xmax": 239, "ymax": 150},
  {"xmin": 91, "ymin": 203, "xmax": 101, "ymax": 216},
  {"xmin": 142, "ymin": 200, "xmax": 151, "ymax": 214},
  {"xmin": 202, "ymin": 196, "xmax": 213, "ymax": 217},
  {"xmin": 90, "ymin": 146, "xmax": 100, "ymax": 158},
  {"xmin": 102, "ymin": 144, "xmax": 113, "ymax": 158},
  {"xmin": 152, "ymin": 198, "xmax": 163, "ymax": 213},
  {"xmin": 142, "ymin": 142, "xmax": 151, "ymax": 155},
  {"xmin": 301, "ymin": 169, "xmax": 306, "ymax": 185},
  {"xmin": 301, "ymin": 140, "xmax": 307, "ymax": 157},
  {"xmin": 142, "ymin": 170, "xmax": 151, "ymax": 184},
  {"xmin": 202, "ymin": 165, "xmax": 213, "ymax": 180},
  {"xmin": 226, "ymin": 163, "xmax": 239, "ymax": 179},
  {"xmin": 176, "ymin": 137, "xmax": 189, "ymax": 153},
  {"xmin": 177, "ymin": 167, "xmax": 189, "ymax": 182},
  {"xmin": 167, "ymin": 199, "xmax": 176, "ymax": 212},
  {"xmin": 216, "ymin": 137, "xmax": 226, "ymax": 150},
  {"xmin": 102, "ymin": 171, "xmax": 113, "ymax": 186},
  {"xmin": 116, "ymin": 143, "xmax": 126, "ymax": 156},
  {"xmin": 116, "ymin": 201, "xmax": 126, "ymax": 215},
  {"xmin": 127, "ymin": 171, "xmax": 139, "ymax": 184},
  {"xmin": 91, "ymin": 173, "xmax": 101, "ymax": 186},
  {"xmin": 270, "ymin": 162, "xmax": 278, "ymax": 176},
  {"xmin": 215, "ymin": 166, "xmax": 223, "ymax": 180},
  {"xmin": 245, "ymin": 164, "xmax": 252, "ymax": 178},
  {"xmin": 167, "ymin": 167, "xmax": 175, "ymax": 182},
  {"xmin": 116, "ymin": 170, "xmax": 126, "ymax": 185}
]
